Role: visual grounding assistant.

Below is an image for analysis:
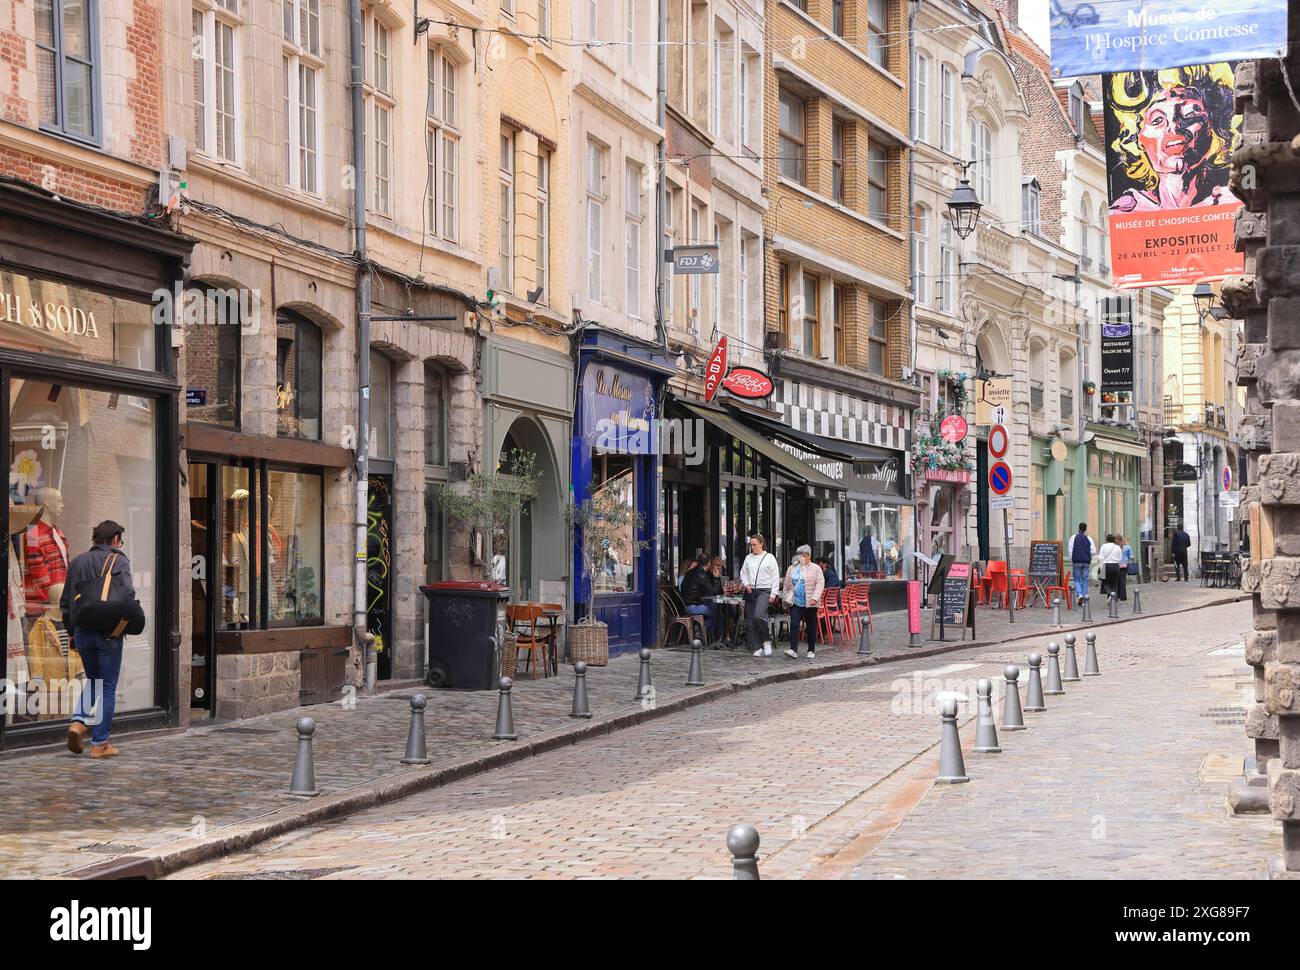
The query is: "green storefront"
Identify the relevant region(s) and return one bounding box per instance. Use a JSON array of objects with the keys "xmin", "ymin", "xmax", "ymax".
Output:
[{"xmin": 1031, "ymin": 427, "xmax": 1141, "ymax": 564}]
